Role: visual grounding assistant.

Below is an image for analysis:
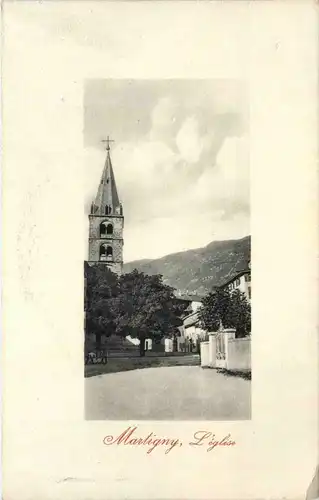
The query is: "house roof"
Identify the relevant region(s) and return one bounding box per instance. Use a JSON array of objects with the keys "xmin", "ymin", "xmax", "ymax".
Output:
[
  {"xmin": 174, "ymin": 293, "xmax": 204, "ymax": 303},
  {"xmin": 183, "ymin": 311, "xmax": 200, "ymax": 328},
  {"xmin": 219, "ymin": 268, "xmax": 250, "ymax": 288}
]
